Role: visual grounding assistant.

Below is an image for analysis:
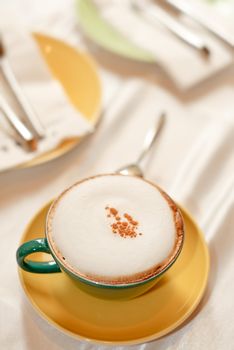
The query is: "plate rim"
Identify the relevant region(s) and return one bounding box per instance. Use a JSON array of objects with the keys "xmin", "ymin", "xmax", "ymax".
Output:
[
  {"xmin": 18, "ymin": 200, "xmax": 210, "ymax": 346},
  {"xmin": 12, "ymin": 32, "xmax": 102, "ymax": 171},
  {"xmin": 76, "ymin": 0, "xmax": 155, "ymax": 63}
]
